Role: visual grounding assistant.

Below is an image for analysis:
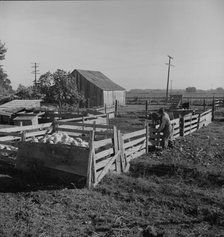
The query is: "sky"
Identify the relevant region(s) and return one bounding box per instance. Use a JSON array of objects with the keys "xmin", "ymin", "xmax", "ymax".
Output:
[{"xmin": 0, "ymin": 0, "xmax": 224, "ymax": 91}]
